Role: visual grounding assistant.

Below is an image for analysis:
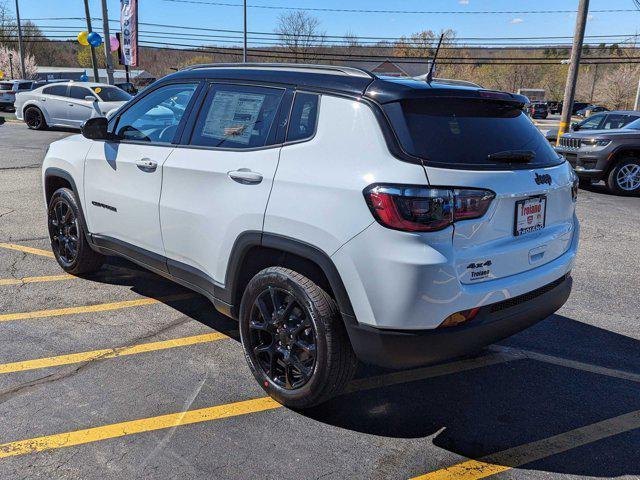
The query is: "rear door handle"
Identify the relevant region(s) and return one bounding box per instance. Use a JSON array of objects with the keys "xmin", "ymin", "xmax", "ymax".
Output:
[
  {"xmin": 228, "ymin": 169, "xmax": 263, "ymax": 185},
  {"xmin": 136, "ymin": 158, "xmax": 158, "ymax": 172}
]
